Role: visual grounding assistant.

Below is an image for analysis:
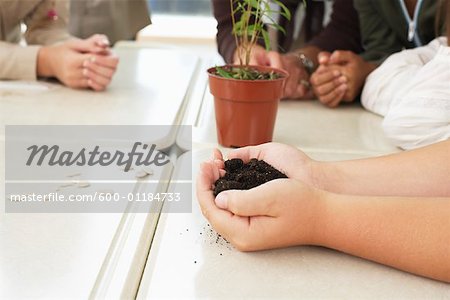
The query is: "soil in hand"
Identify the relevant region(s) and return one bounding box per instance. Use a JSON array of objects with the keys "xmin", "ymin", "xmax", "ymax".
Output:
[{"xmin": 213, "ymin": 158, "xmax": 288, "ymax": 196}]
